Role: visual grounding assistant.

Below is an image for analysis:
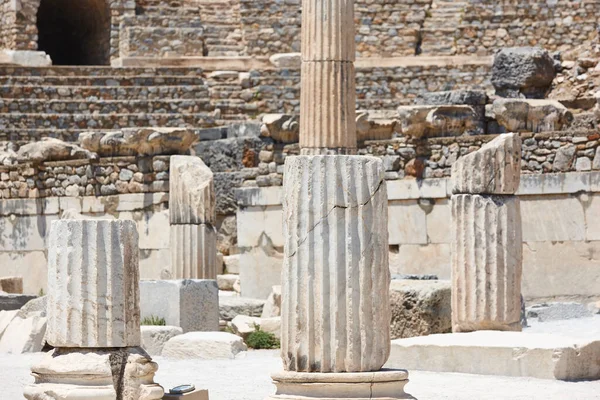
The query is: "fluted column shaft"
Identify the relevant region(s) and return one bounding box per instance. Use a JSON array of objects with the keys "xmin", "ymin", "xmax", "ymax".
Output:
[
  {"xmin": 281, "ymin": 156, "xmax": 390, "ymax": 373},
  {"xmin": 46, "ymin": 220, "xmax": 141, "ymax": 348},
  {"xmin": 300, "ymin": 0, "xmax": 357, "ymax": 154}
]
